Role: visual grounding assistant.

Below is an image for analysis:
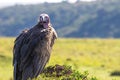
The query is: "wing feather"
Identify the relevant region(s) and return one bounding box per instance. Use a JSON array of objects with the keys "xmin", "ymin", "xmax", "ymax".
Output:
[{"xmin": 13, "ymin": 29, "xmax": 30, "ymax": 80}]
